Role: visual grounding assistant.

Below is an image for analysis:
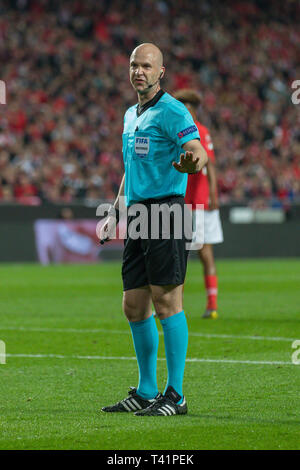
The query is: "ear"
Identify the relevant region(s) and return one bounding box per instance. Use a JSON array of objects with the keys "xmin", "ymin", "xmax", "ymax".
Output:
[{"xmin": 160, "ymin": 68, "xmax": 165, "ymax": 79}]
